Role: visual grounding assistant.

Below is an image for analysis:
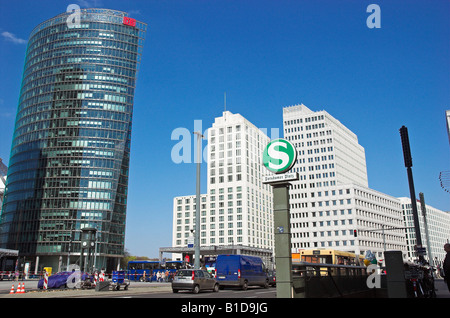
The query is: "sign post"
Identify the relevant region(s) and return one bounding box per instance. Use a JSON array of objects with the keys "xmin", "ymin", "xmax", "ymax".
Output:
[{"xmin": 262, "ymin": 139, "xmax": 298, "ymax": 298}]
